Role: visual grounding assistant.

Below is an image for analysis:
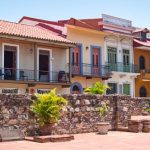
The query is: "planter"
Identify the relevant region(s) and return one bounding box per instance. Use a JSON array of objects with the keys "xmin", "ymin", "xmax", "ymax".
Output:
[
  {"xmin": 39, "ymin": 123, "xmax": 55, "ymax": 136},
  {"xmin": 97, "ymin": 122, "xmax": 110, "ymax": 134},
  {"xmin": 143, "ymin": 120, "xmax": 150, "ymax": 133}
]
